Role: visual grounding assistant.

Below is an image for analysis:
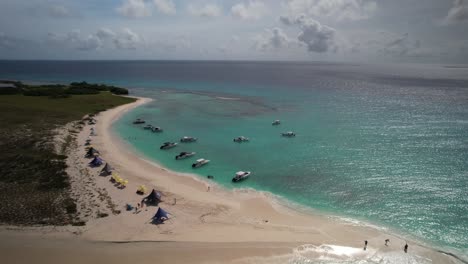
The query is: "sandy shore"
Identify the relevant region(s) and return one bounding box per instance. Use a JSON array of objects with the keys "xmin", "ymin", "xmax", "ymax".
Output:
[{"xmin": 0, "ymin": 97, "xmax": 461, "ymax": 263}]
